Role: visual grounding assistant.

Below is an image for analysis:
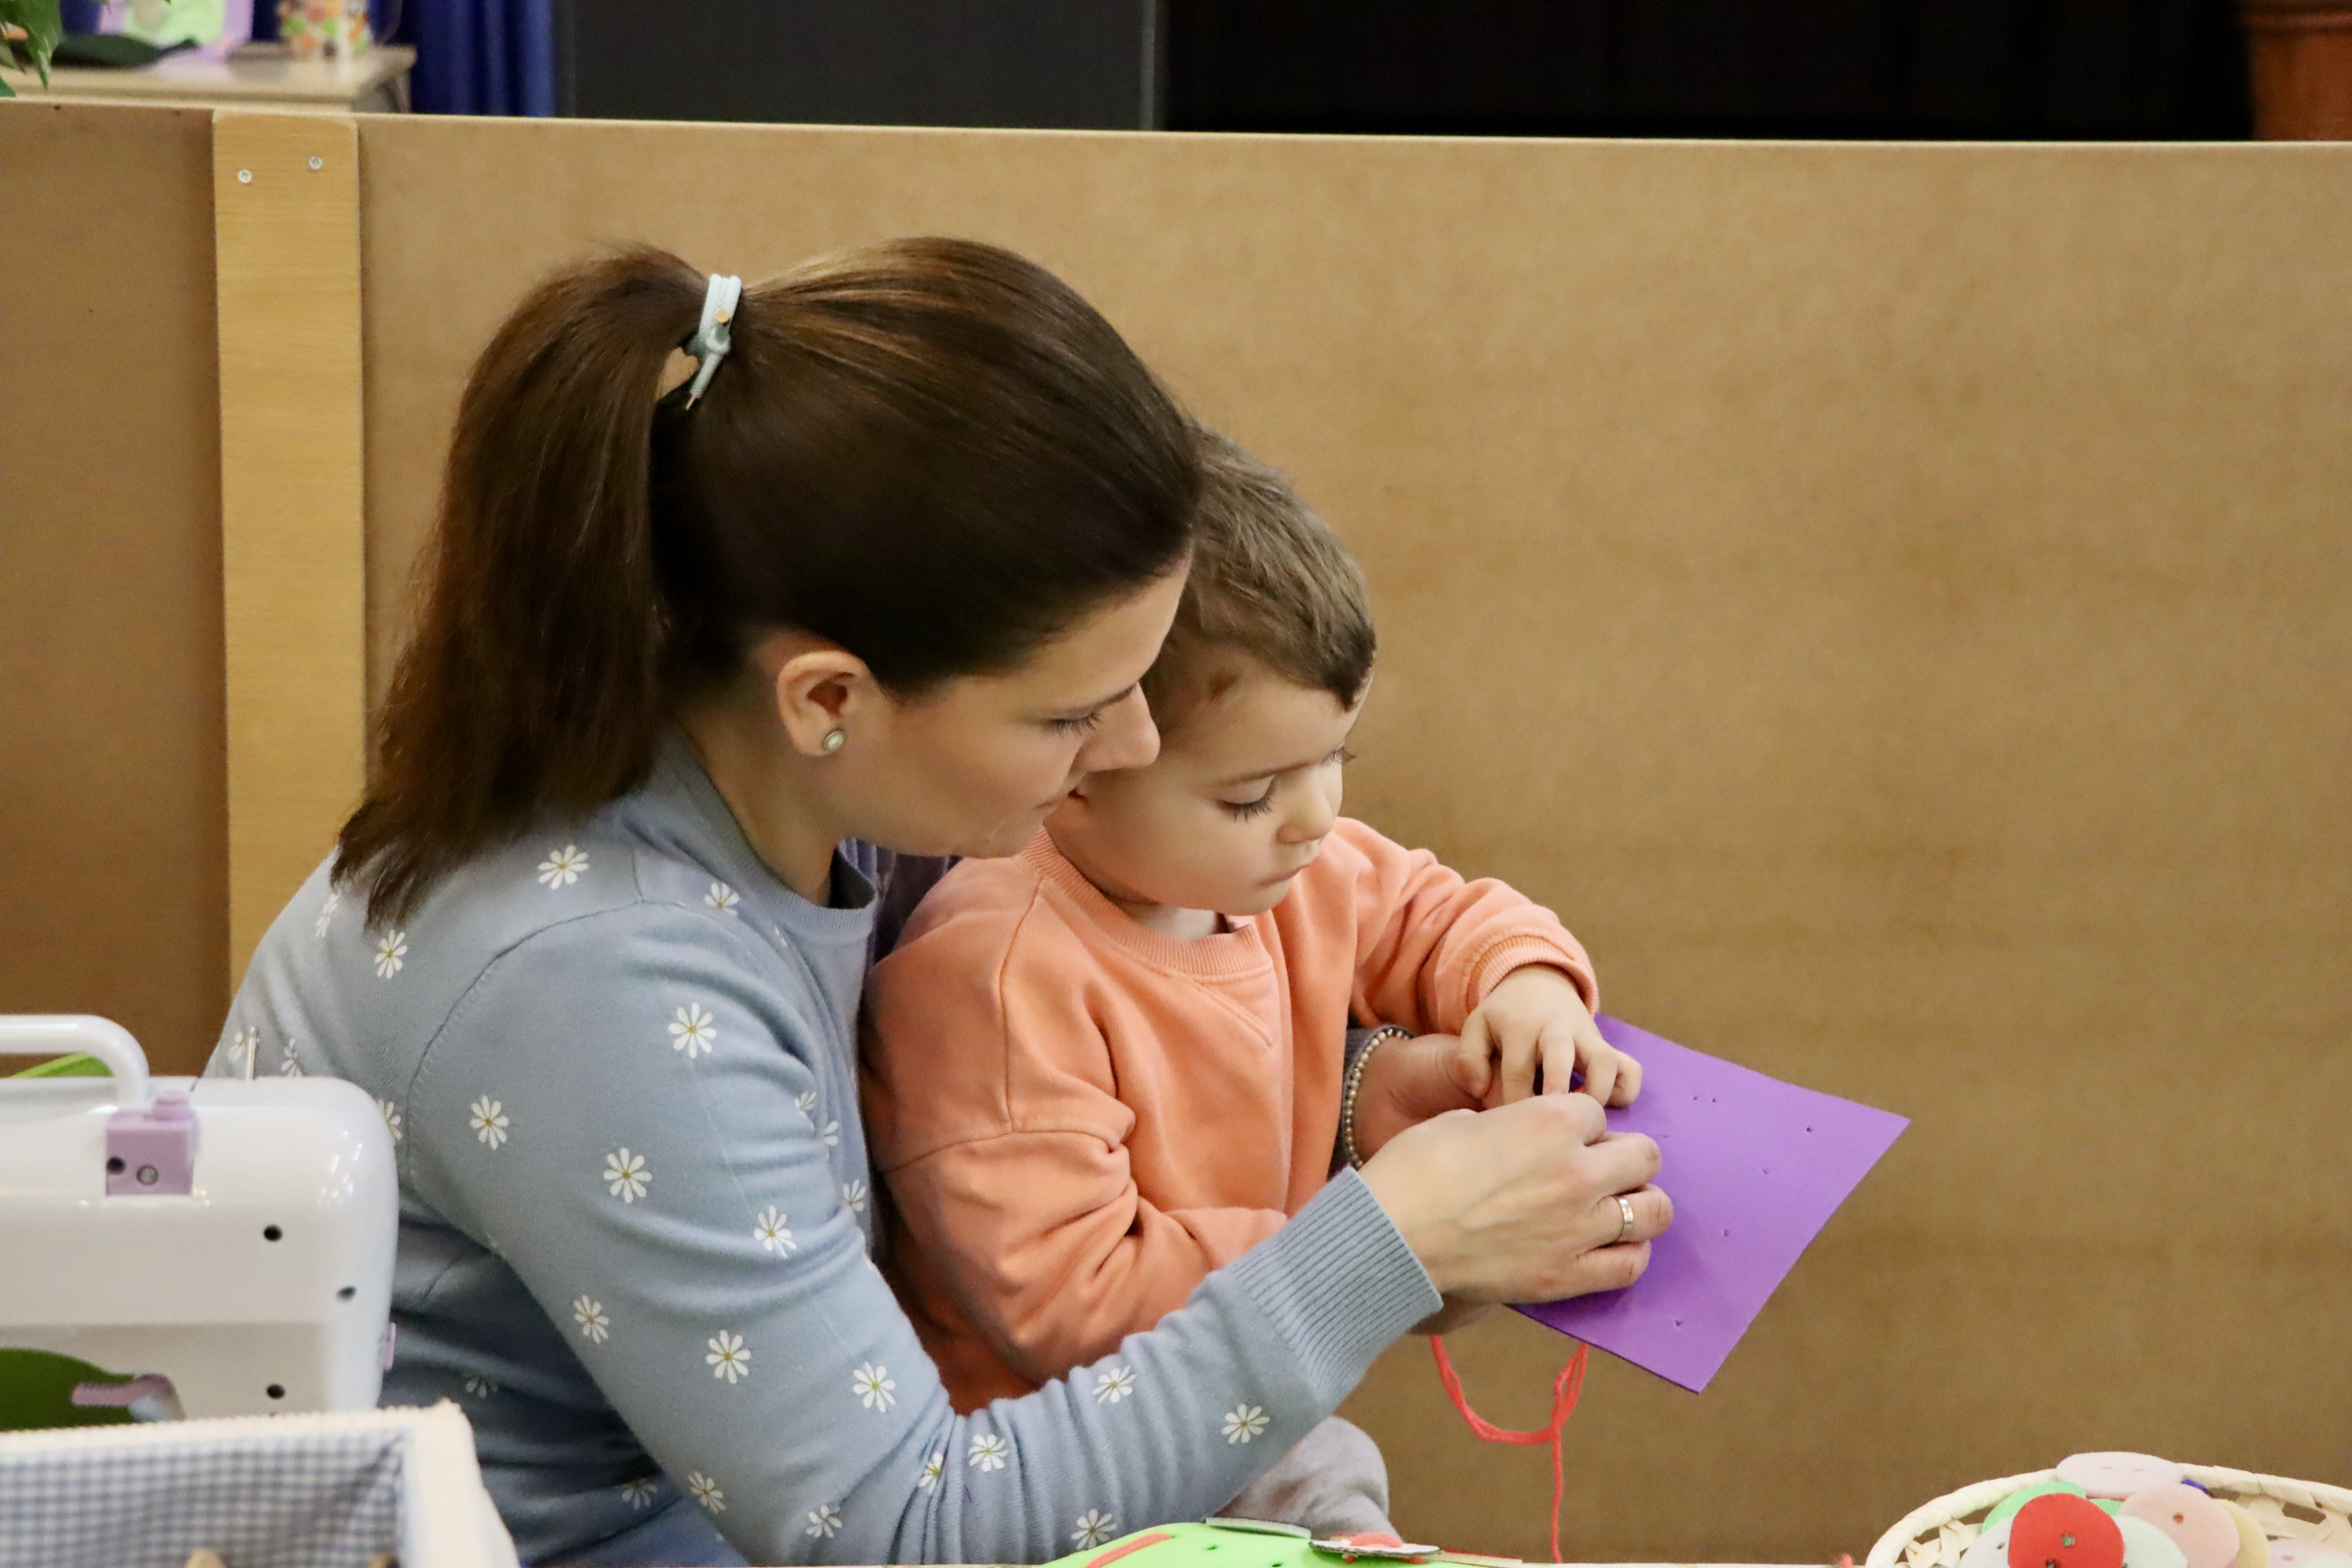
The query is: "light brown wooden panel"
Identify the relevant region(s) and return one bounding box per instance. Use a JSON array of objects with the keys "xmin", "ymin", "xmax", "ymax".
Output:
[
  {"xmin": 352, "ymin": 119, "xmax": 2352, "ymax": 1560},
  {"xmin": 214, "ymin": 110, "xmax": 367, "ymax": 987},
  {"xmin": 0, "ymin": 102, "xmax": 227, "ymax": 1076}
]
